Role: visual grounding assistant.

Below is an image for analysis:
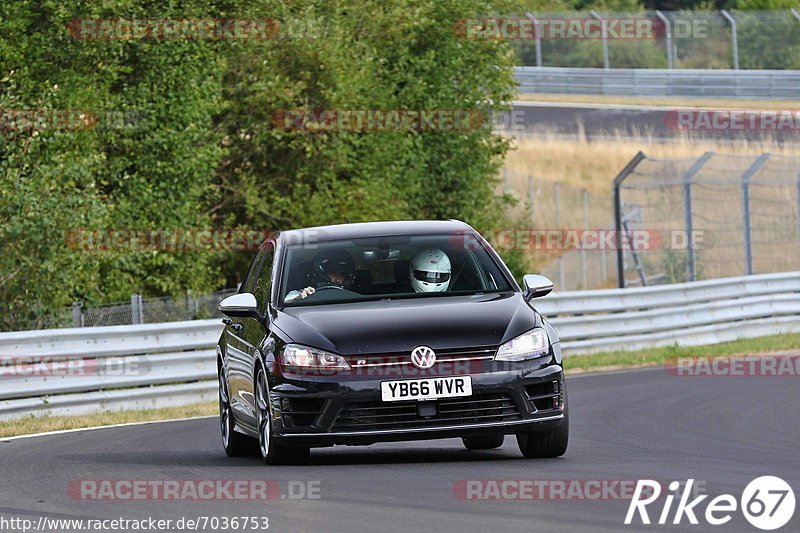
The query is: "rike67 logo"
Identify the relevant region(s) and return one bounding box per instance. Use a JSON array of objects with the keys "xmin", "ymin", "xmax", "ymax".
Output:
[{"xmin": 626, "ymin": 477, "xmax": 795, "ymax": 530}]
